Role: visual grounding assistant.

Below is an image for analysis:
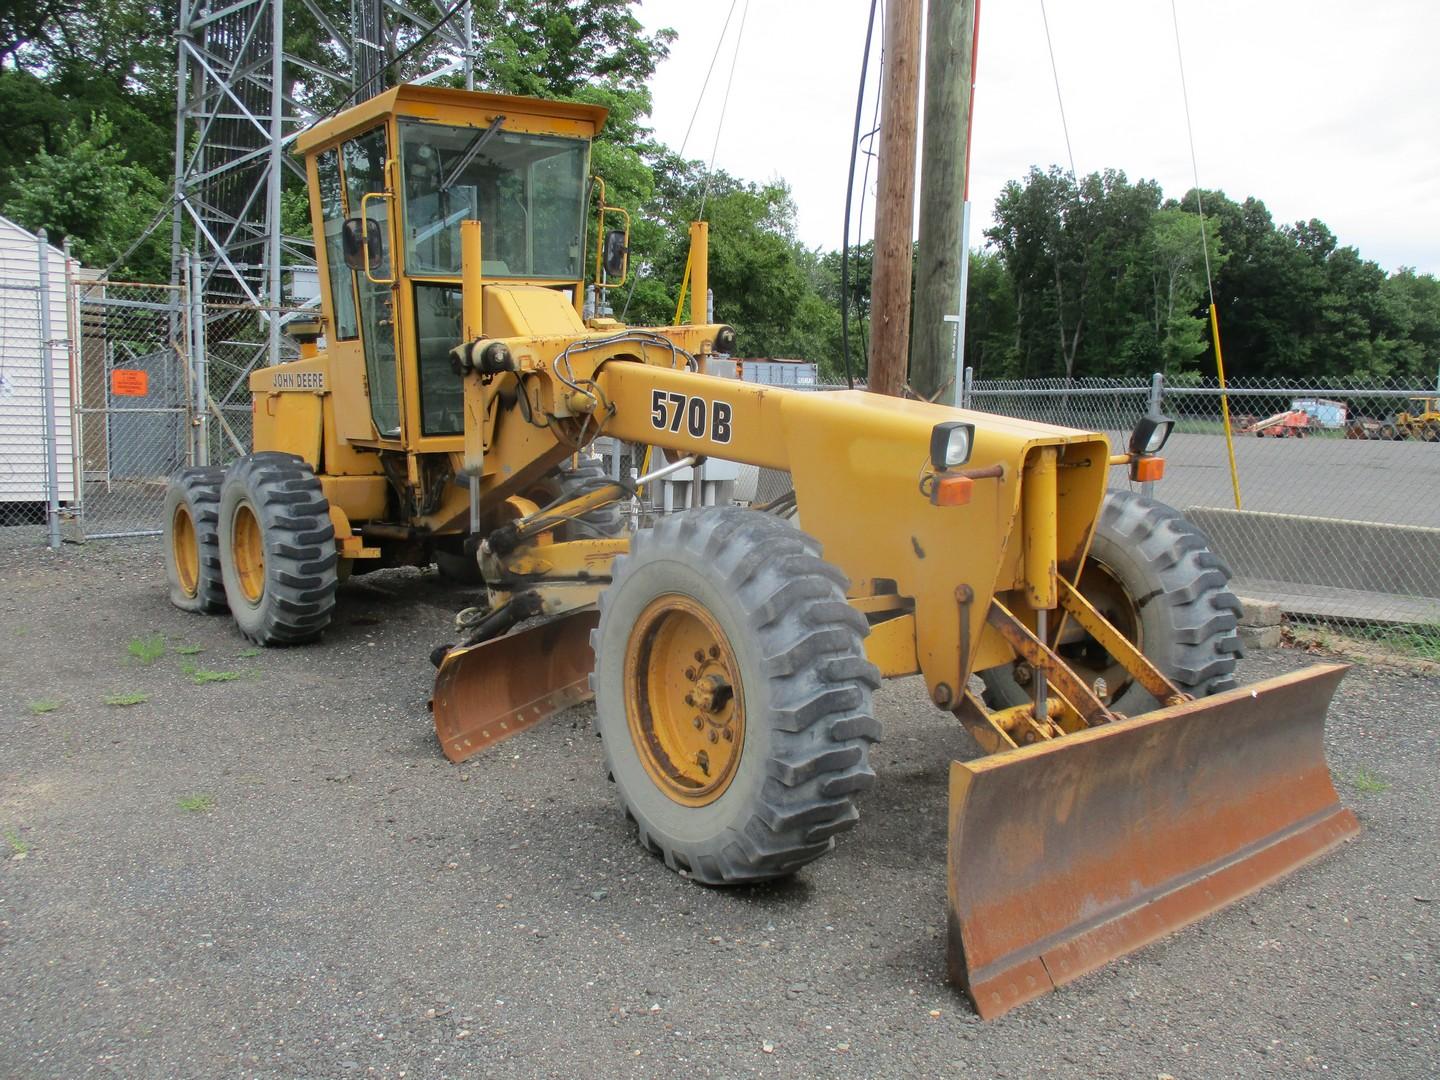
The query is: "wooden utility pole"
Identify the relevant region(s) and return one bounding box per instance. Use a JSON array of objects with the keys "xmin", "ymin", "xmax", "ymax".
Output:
[
  {"xmin": 866, "ymin": 0, "xmax": 923, "ymax": 396},
  {"xmin": 912, "ymin": 0, "xmax": 977, "ymax": 404}
]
